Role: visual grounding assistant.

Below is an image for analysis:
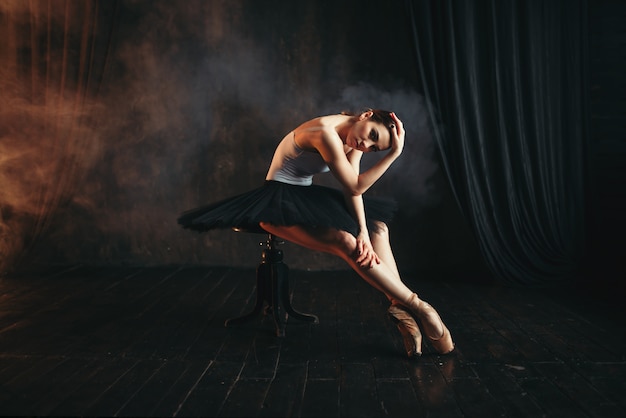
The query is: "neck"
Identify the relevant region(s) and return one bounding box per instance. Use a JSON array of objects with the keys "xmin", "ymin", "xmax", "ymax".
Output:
[{"xmin": 335, "ymin": 115, "xmax": 355, "ymax": 142}]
